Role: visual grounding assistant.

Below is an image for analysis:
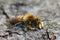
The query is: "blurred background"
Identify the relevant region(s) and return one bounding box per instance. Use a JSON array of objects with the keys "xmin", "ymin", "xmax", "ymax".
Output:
[{"xmin": 0, "ymin": 0, "xmax": 60, "ymax": 40}]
